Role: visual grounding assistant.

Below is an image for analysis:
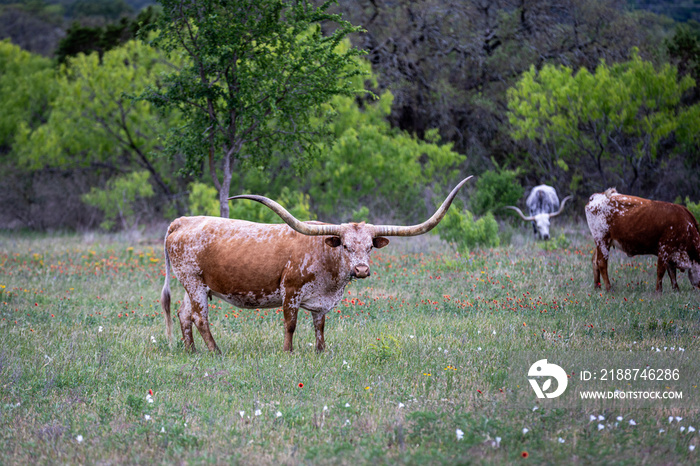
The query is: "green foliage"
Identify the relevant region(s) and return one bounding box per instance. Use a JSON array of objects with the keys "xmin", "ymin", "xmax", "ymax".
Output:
[
  {"xmin": 143, "ymin": 0, "xmax": 366, "ymax": 217},
  {"xmin": 471, "ymin": 168, "xmax": 524, "ymax": 216},
  {"xmin": 508, "ymin": 50, "xmax": 700, "ymax": 195},
  {"xmin": 13, "ymin": 39, "xmax": 181, "ymax": 196},
  {"xmin": 82, "ymin": 171, "xmax": 155, "ymax": 230},
  {"xmin": 187, "ymin": 182, "xmax": 220, "ymax": 217},
  {"xmin": 229, "ymin": 187, "xmax": 315, "ymax": 224},
  {"xmin": 683, "ymin": 197, "xmax": 700, "ymax": 222},
  {"xmin": 435, "ymin": 208, "xmax": 500, "ymax": 254},
  {"xmin": 538, "ymin": 234, "xmax": 571, "ymax": 251},
  {"xmin": 306, "ymin": 92, "xmax": 465, "ymax": 222},
  {"xmin": 189, "ymin": 181, "xmax": 315, "ymax": 223},
  {"xmin": 0, "ymin": 40, "xmax": 55, "ymax": 149},
  {"xmin": 55, "ymin": 7, "xmax": 159, "ymax": 64}
]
